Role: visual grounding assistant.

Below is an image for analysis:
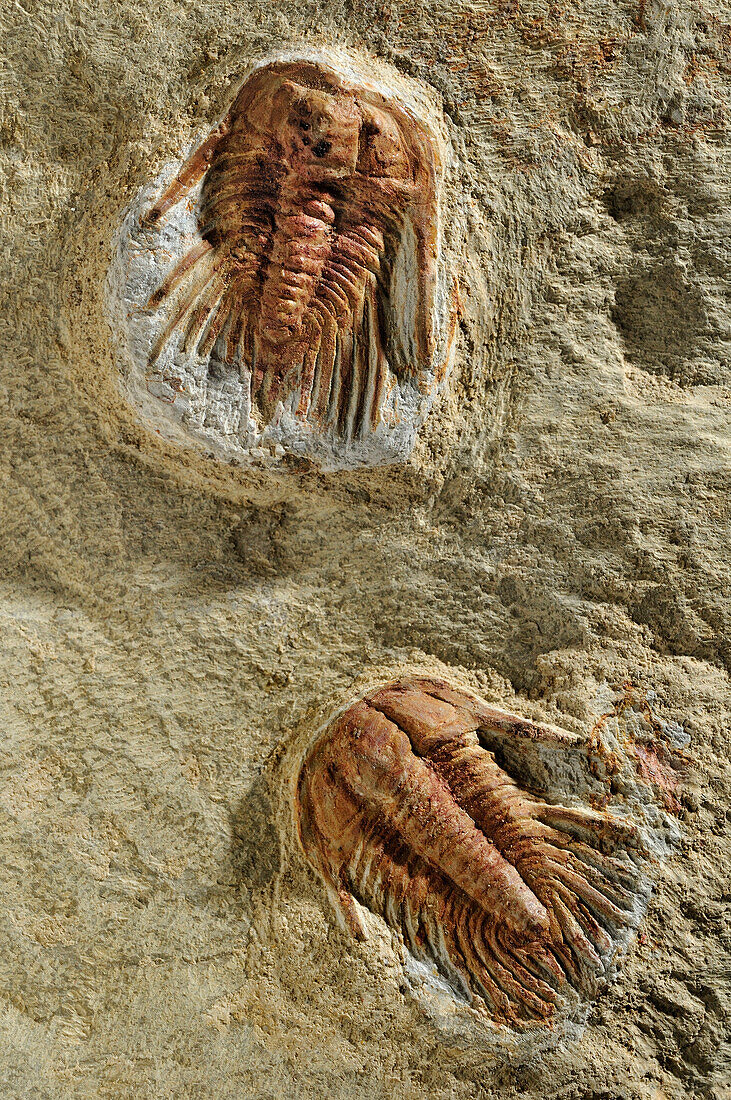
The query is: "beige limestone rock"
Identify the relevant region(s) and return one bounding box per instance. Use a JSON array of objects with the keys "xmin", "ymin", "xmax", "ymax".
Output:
[{"xmin": 0, "ymin": 1, "xmax": 729, "ymax": 1097}]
